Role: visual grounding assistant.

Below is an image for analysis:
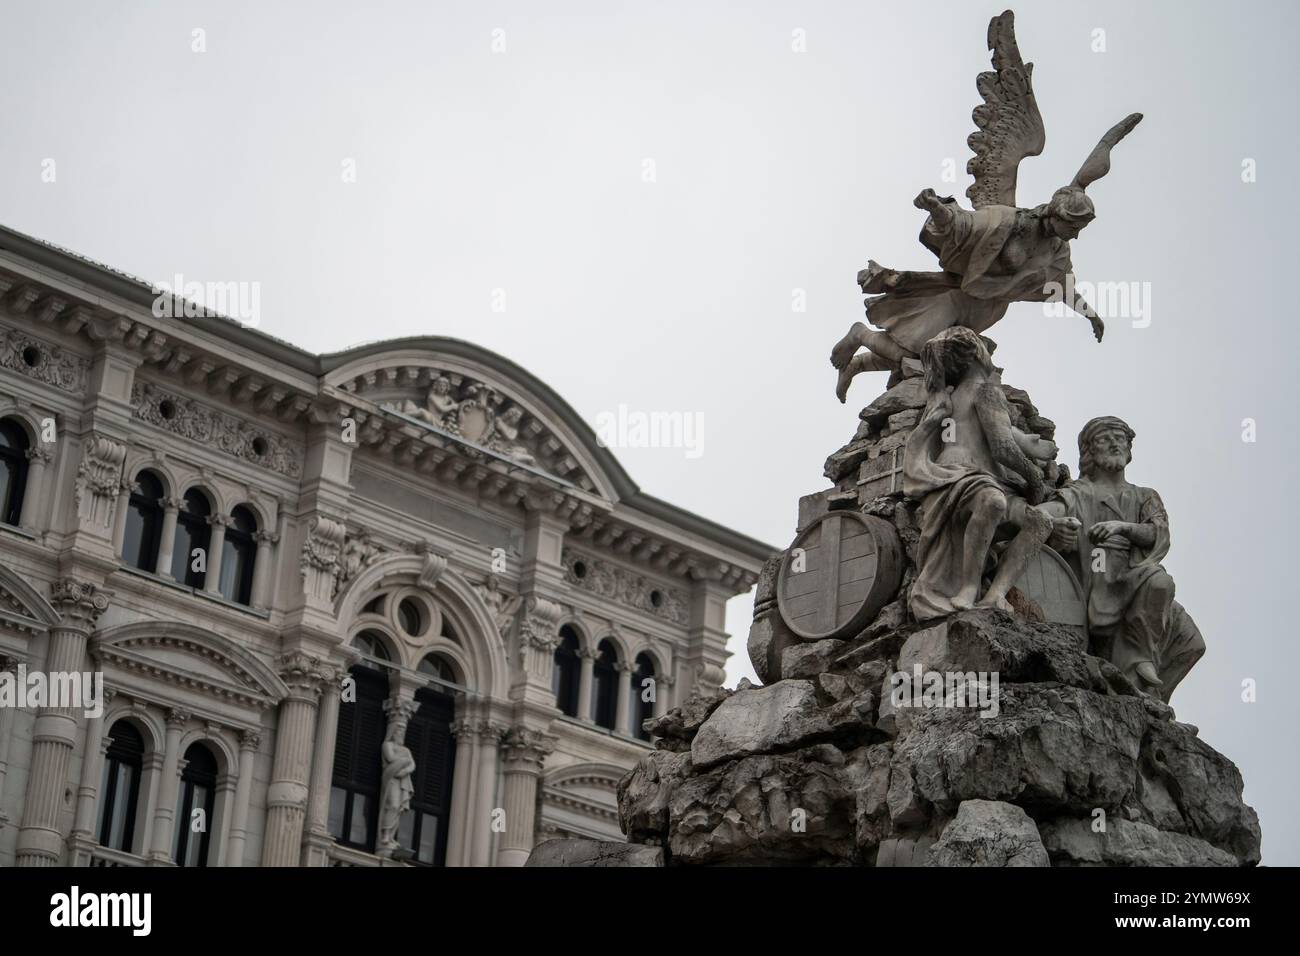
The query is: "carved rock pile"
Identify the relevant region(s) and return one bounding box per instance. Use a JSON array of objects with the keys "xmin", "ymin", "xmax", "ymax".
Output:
[
  {"xmin": 526, "ymin": 375, "xmax": 1260, "ymax": 867},
  {"xmin": 611, "ymin": 605, "xmax": 1259, "ymax": 867}
]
